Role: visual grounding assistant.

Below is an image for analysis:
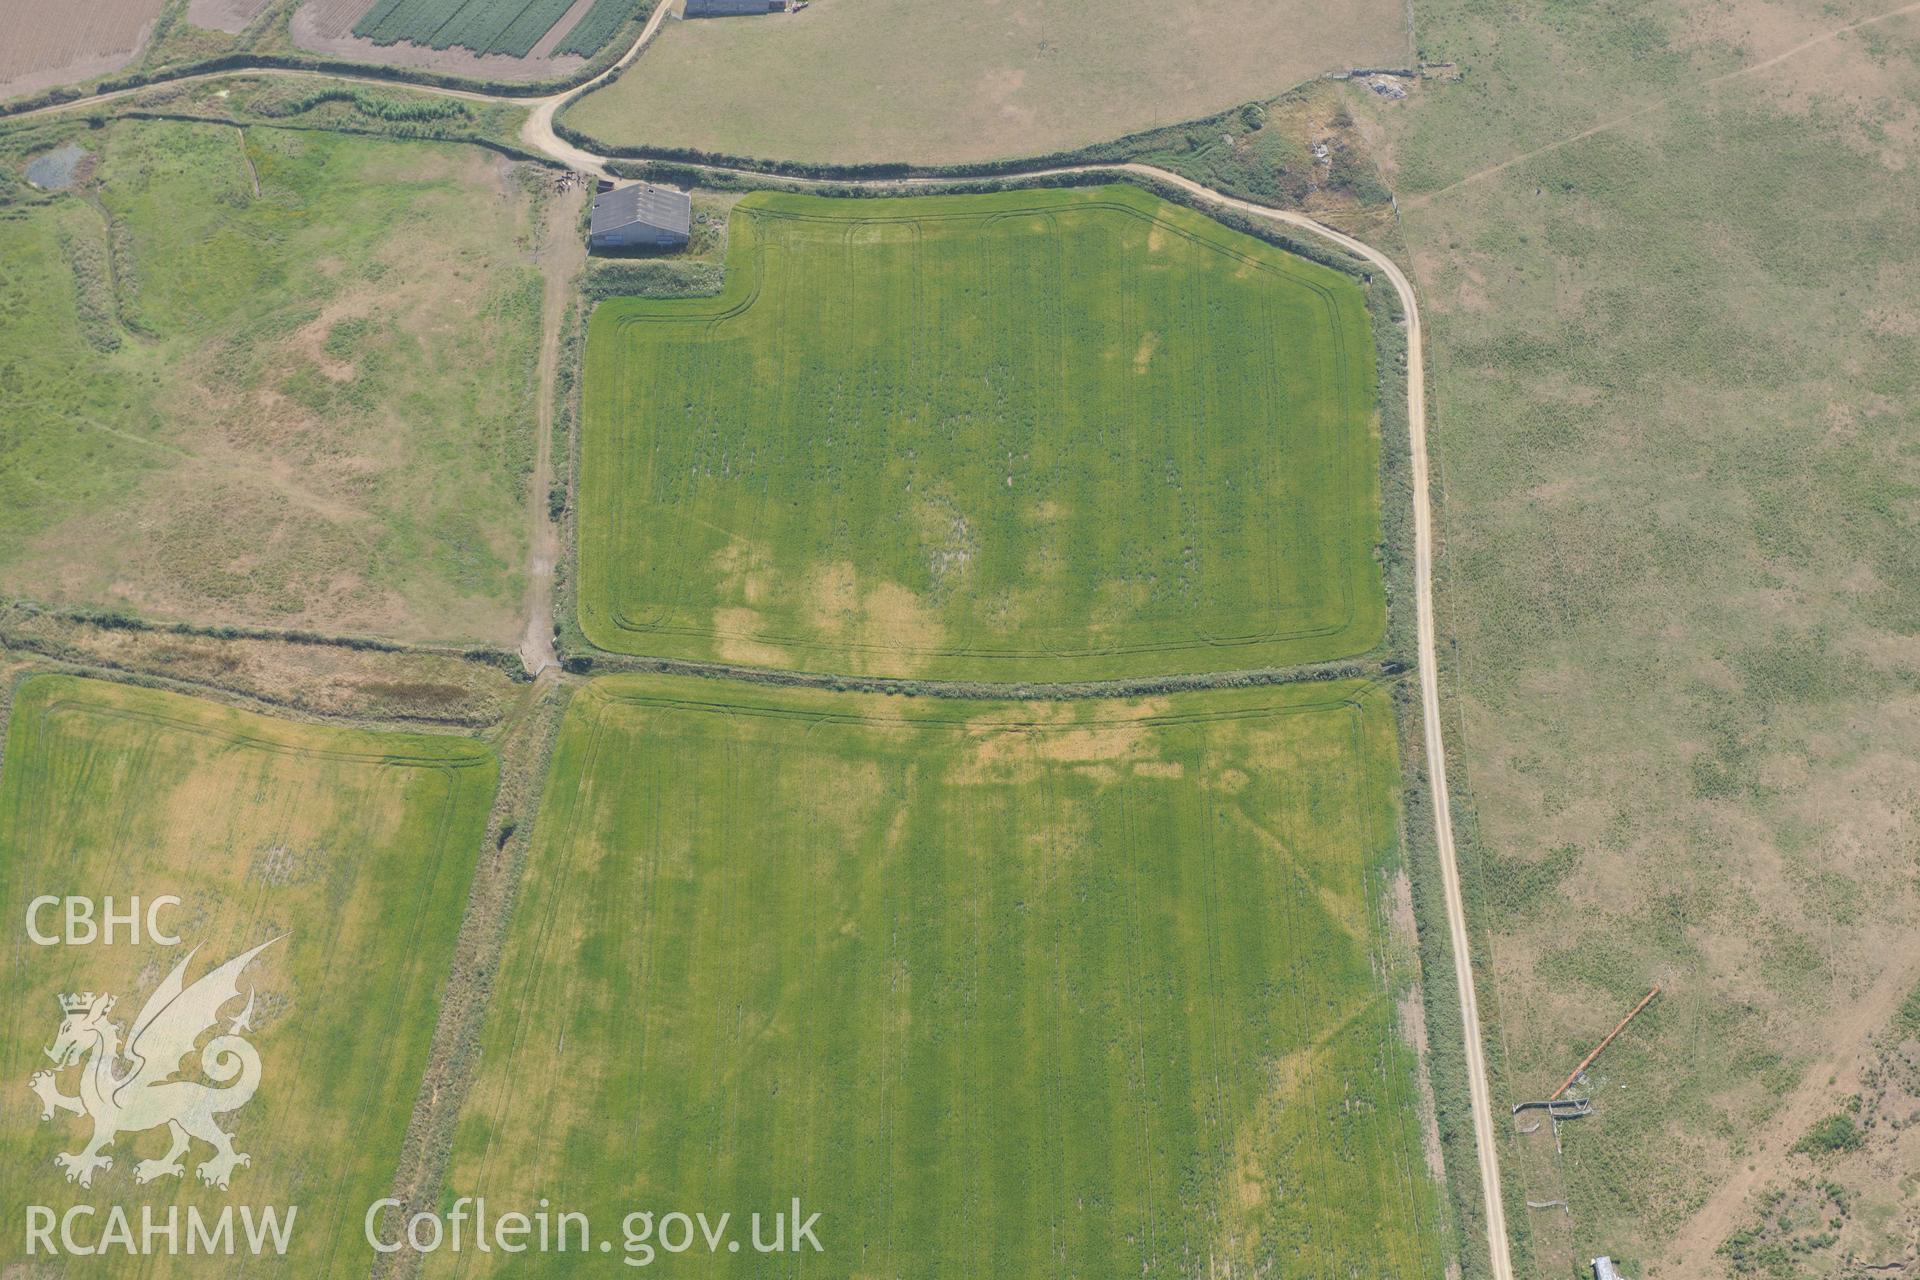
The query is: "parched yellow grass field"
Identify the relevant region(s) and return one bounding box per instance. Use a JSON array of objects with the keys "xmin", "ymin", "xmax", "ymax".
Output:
[
  {"xmin": 562, "ymin": 0, "xmax": 1412, "ymax": 164},
  {"xmin": 0, "ymin": 675, "xmax": 496, "ymax": 1275}
]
